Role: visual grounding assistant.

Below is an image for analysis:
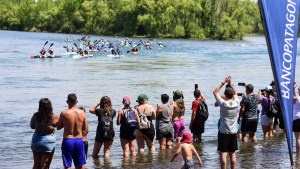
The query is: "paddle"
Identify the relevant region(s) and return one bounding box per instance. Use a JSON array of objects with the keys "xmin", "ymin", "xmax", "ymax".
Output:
[
  {"xmin": 48, "ymin": 43, "xmax": 54, "ymax": 50},
  {"xmin": 127, "ymin": 43, "xmax": 141, "ymax": 53},
  {"xmin": 42, "ymin": 41, "xmax": 48, "ymax": 50},
  {"xmin": 74, "ymin": 43, "xmax": 79, "ymax": 50}
]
